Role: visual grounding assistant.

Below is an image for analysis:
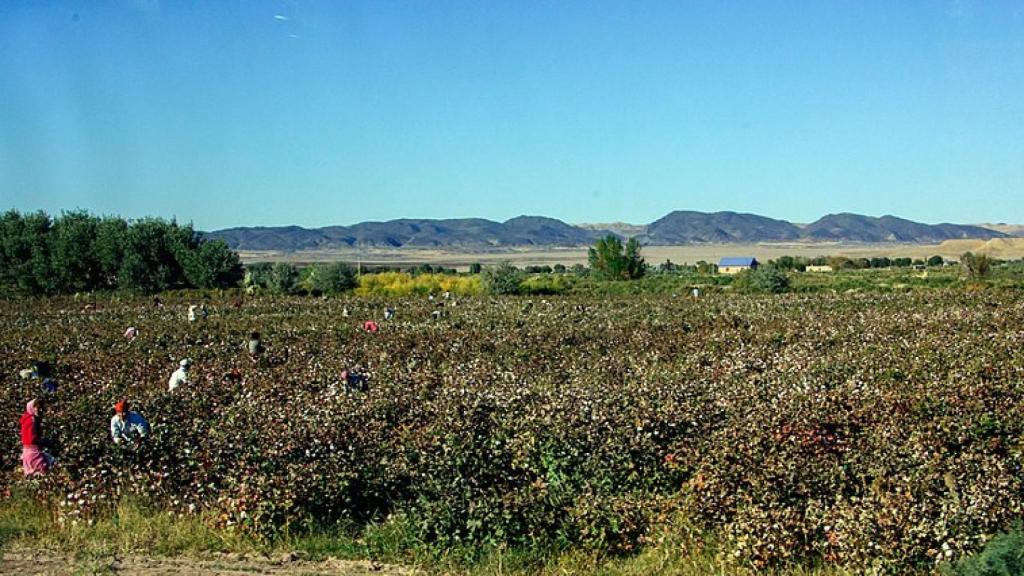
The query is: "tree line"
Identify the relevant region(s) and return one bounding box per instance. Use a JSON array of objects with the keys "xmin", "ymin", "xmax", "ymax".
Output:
[{"xmin": 0, "ymin": 210, "xmax": 243, "ymax": 295}]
